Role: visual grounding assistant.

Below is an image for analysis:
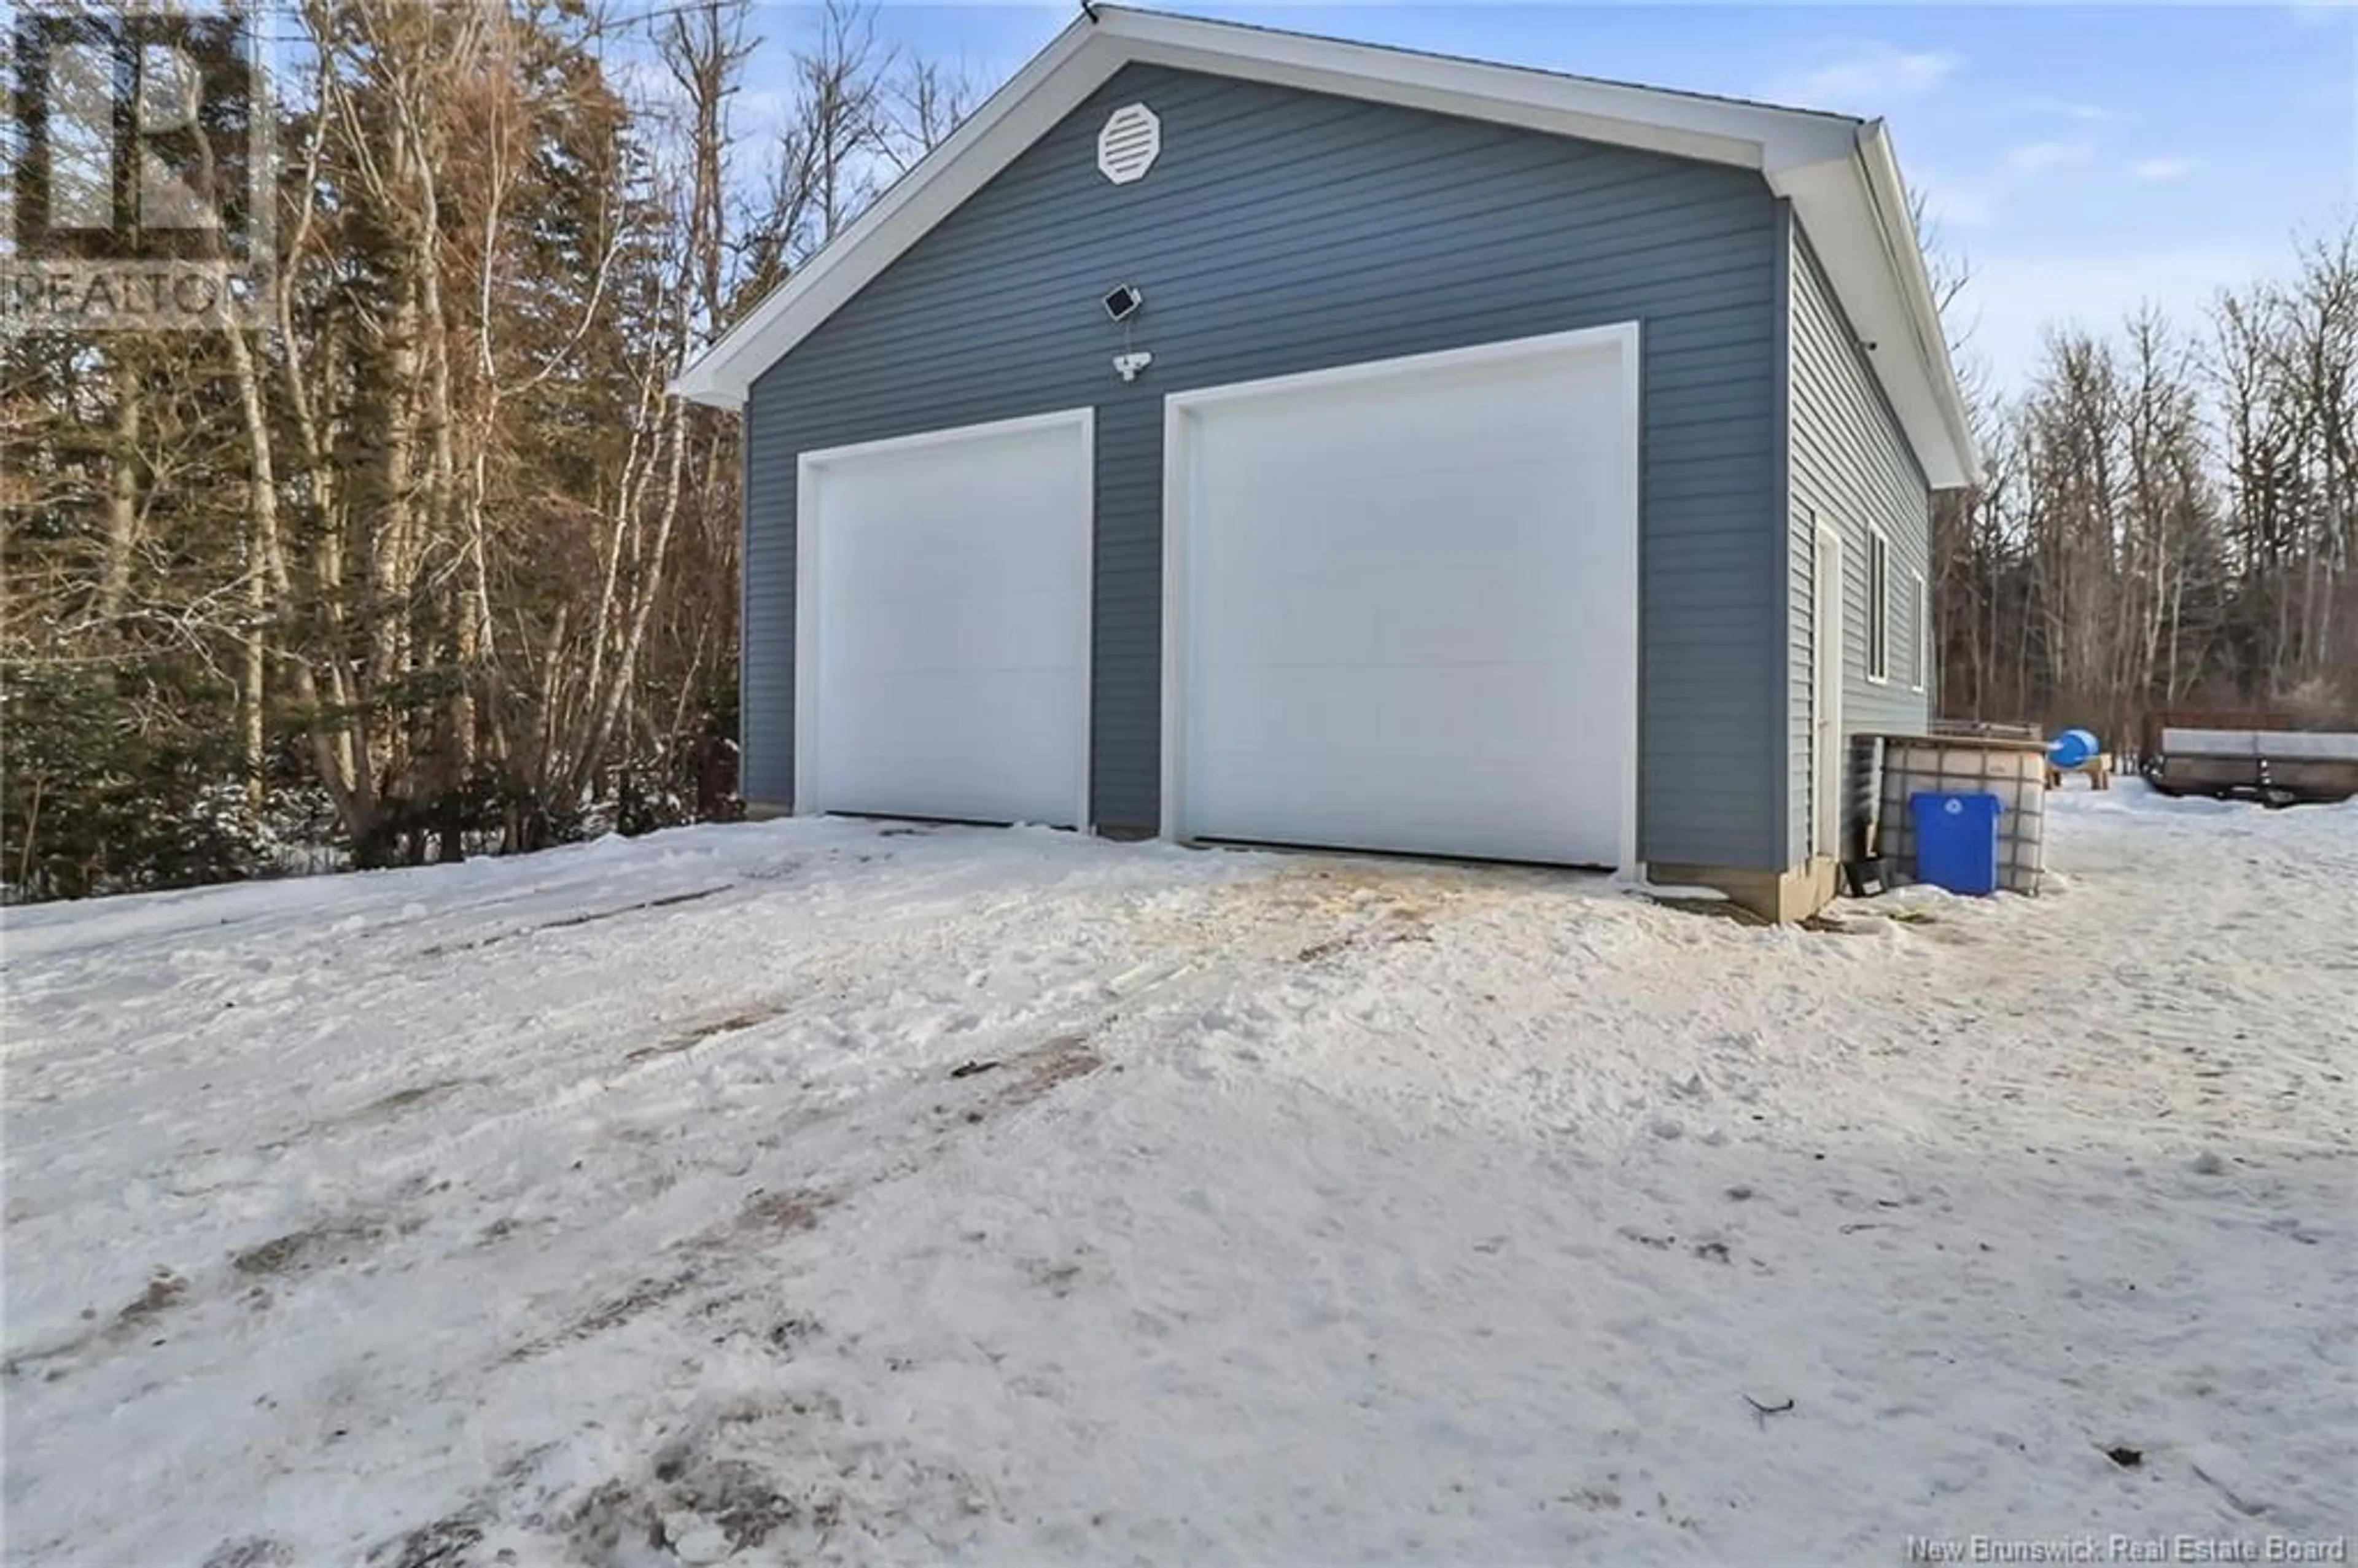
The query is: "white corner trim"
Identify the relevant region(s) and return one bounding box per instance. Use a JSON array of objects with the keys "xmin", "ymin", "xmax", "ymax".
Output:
[
  {"xmin": 672, "ymin": 6, "xmax": 1972, "ymax": 494},
  {"xmin": 1072, "ymin": 408, "xmax": 1097, "ymax": 833},
  {"xmin": 1614, "ymin": 320, "xmax": 1644, "ymax": 880},
  {"xmin": 1157, "ymin": 392, "xmax": 1189, "ymax": 846},
  {"xmin": 793, "ymin": 406, "xmax": 1097, "ymax": 829},
  {"xmin": 1811, "ymin": 518, "xmax": 1845, "ymax": 861},
  {"xmin": 1158, "ymin": 321, "xmax": 1644, "ymax": 879},
  {"xmin": 792, "ymin": 452, "xmax": 821, "ymax": 815}
]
